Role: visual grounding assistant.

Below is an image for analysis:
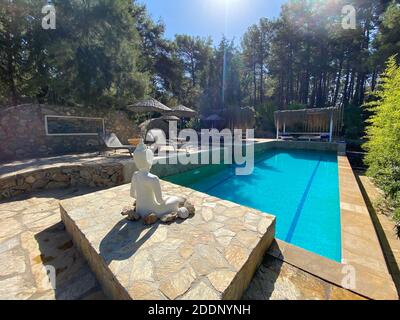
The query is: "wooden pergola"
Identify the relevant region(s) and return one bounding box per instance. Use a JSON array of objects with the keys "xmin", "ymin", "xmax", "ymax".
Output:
[{"xmin": 274, "ymin": 107, "xmax": 342, "ymax": 142}]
